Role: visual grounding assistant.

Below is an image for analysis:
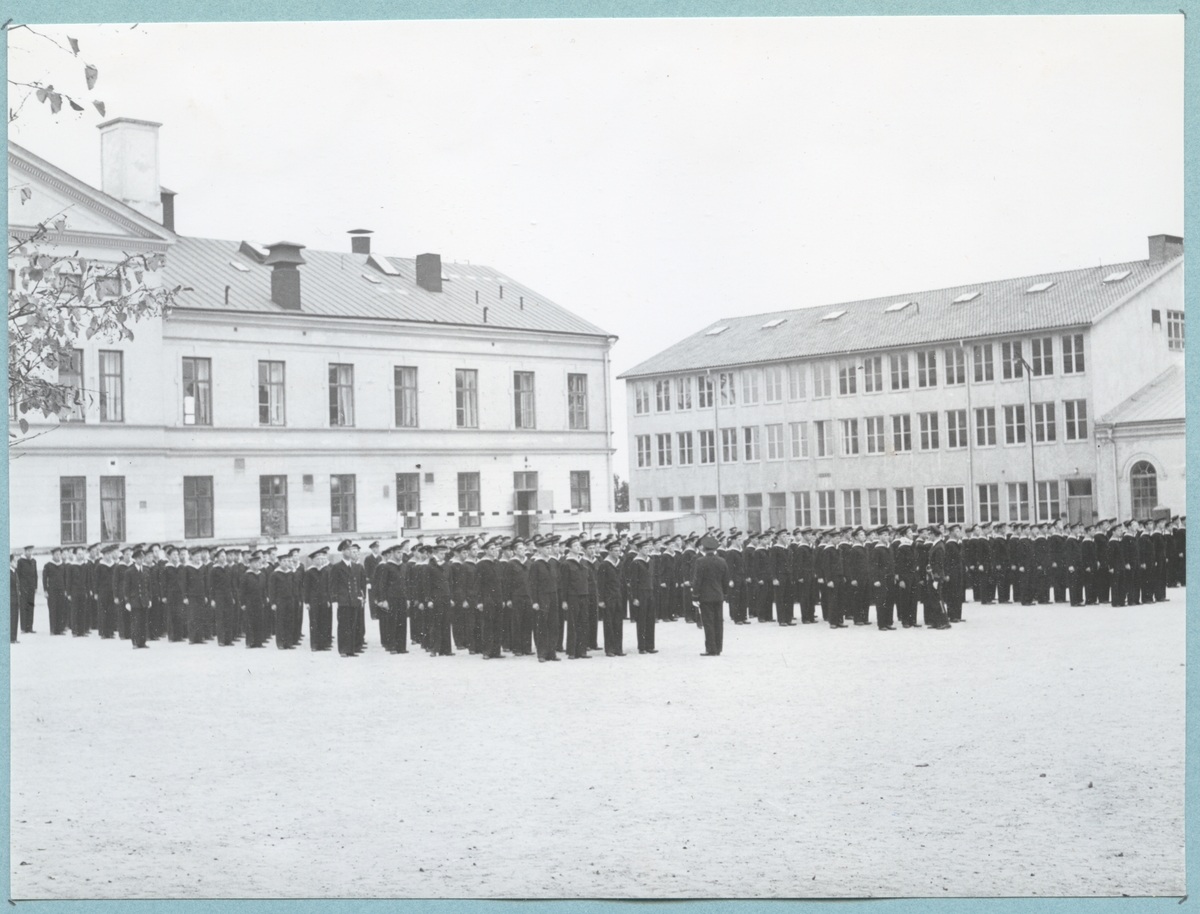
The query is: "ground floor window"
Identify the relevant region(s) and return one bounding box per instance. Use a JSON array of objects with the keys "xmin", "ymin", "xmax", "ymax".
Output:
[
  {"xmin": 60, "ymin": 476, "xmax": 87, "ymax": 545},
  {"xmin": 184, "ymin": 476, "xmax": 214, "ymax": 539},
  {"xmin": 1130, "ymin": 462, "xmax": 1157, "ymax": 520}
]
